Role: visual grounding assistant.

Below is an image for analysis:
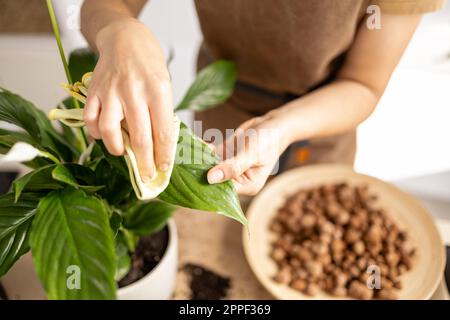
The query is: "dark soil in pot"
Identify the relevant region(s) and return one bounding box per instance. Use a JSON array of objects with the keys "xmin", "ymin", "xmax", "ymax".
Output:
[{"xmin": 118, "ymin": 227, "xmax": 169, "ymax": 288}]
